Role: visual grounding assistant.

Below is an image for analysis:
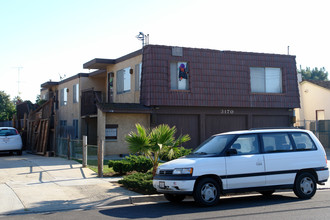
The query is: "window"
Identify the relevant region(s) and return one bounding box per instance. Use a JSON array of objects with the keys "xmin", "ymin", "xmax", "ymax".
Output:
[
  {"xmin": 170, "ymin": 62, "xmax": 189, "ymax": 90},
  {"xmin": 105, "ymin": 124, "xmax": 118, "ymax": 140},
  {"xmin": 291, "ymin": 133, "xmax": 316, "ymax": 150},
  {"xmin": 250, "ymin": 67, "xmax": 282, "ymax": 93},
  {"xmin": 117, "ymin": 67, "xmax": 131, "ymax": 94},
  {"xmin": 73, "ymin": 84, "xmax": 79, "ymax": 103},
  {"xmin": 135, "ymin": 63, "xmax": 142, "ymax": 91},
  {"xmin": 60, "ymin": 88, "xmax": 68, "ymax": 106},
  {"xmin": 262, "ymin": 133, "xmax": 293, "ymax": 152},
  {"xmin": 230, "ymin": 134, "xmax": 259, "ymax": 155},
  {"xmin": 73, "ymin": 119, "xmax": 79, "ymax": 139}
]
